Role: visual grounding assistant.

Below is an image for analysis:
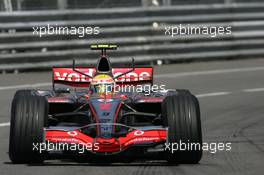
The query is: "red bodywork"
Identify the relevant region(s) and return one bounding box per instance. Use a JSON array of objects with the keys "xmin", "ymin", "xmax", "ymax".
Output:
[
  {"xmin": 46, "ymin": 129, "xmax": 166, "ymax": 153},
  {"xmin": 53, "ymin": 67, "xmax": 153, "ymax": 87},
  {"xmin": 45, "ymin": 66, "xmax": 166, "ymax": 155}
]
